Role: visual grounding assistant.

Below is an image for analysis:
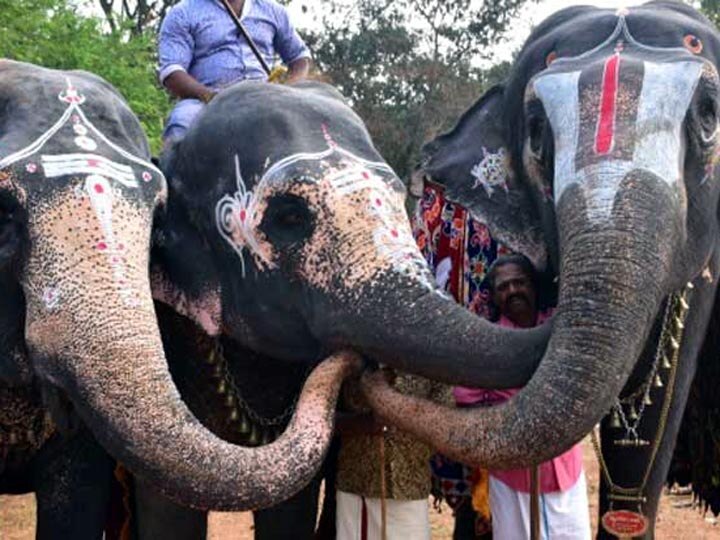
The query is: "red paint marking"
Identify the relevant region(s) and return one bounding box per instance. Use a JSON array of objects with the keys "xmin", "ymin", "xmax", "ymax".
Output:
[
  {"xmin": 375, "ymin": 198, "xmax": 383, "ymax": 207},
  {"xmin": 96, "ymin": 242, "xmax": 108, "ymax": 251},
  {"xmin": 362, "ymin": 171, "xmax": 370, "ymax": 180},
  {"xmin": 391, "ymin": 229, "xmax": 399, "ymax": 238},
  {"xmin": 595, "ymin": 53, "xmax": 621, "ymax": 155},
  {"xmin": 88, "ymin": 159, "xmax": 100, "ymax": 167},
  {"xmin": 239, "ymin": 209, "xmax": 247, "ymax": 222},
  {"xmin": 94, "ymin": 184, "xmax": 104, "ymax": 194}
]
